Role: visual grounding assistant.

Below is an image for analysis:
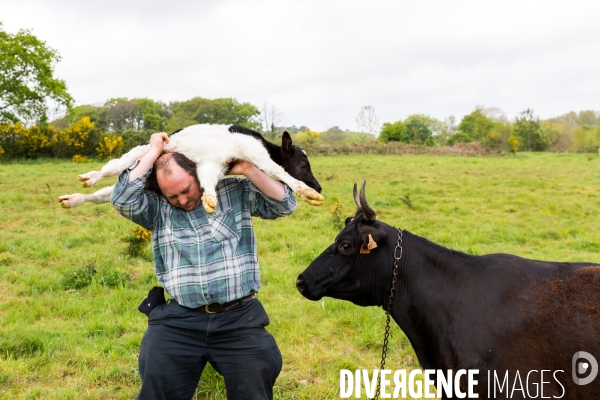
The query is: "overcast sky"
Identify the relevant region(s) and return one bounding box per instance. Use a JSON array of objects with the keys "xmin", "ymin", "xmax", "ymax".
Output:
[{"xmin": 1, "ymin": 0, "xmax": 599, "ymax": 131}]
